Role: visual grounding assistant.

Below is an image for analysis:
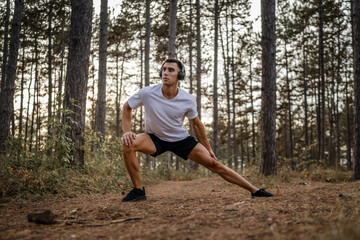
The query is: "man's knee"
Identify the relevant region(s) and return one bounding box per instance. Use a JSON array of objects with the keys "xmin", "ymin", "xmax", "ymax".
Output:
[
  {"xmin": 122, "ymin": 143, "xmax": 138, "ymax": 155},
  {"xmin": 208, "ymin": 159, "xmax": 225, "ymax": 173}
]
